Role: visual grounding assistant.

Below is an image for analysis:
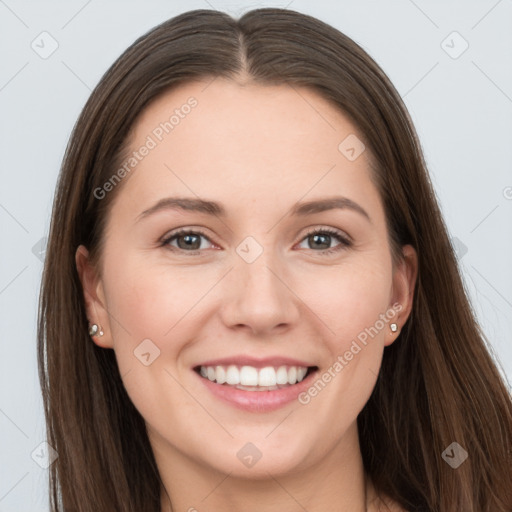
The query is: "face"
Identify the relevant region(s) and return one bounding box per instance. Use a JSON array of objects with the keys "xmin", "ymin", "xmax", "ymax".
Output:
[{"xmin": 77, "ymin": 78, "xmax": 416, "ymax": 480}]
